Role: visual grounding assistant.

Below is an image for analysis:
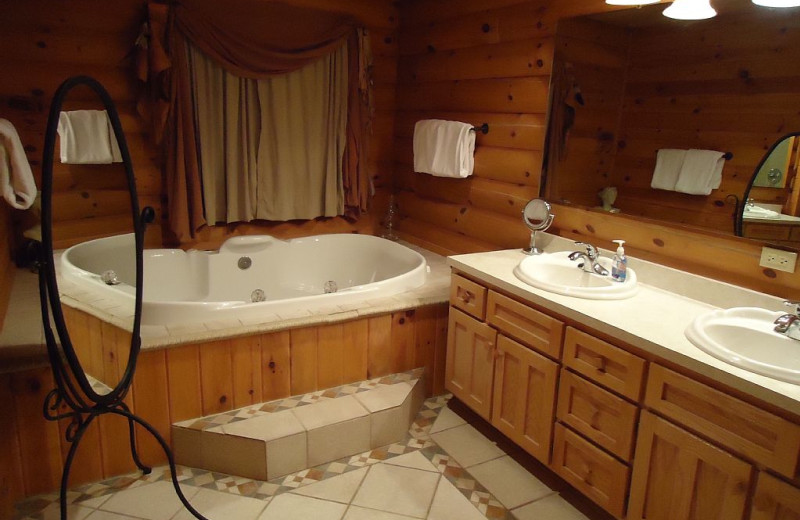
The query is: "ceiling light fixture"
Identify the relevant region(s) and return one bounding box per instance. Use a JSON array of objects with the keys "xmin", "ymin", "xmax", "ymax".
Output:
[
  {"xmin": 663, "ymin": 0, "xmax": 717, "ymax": 19},
  {"xmin": 752, "ymin": 0, "xmax": 800, "ymax": 6}
]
